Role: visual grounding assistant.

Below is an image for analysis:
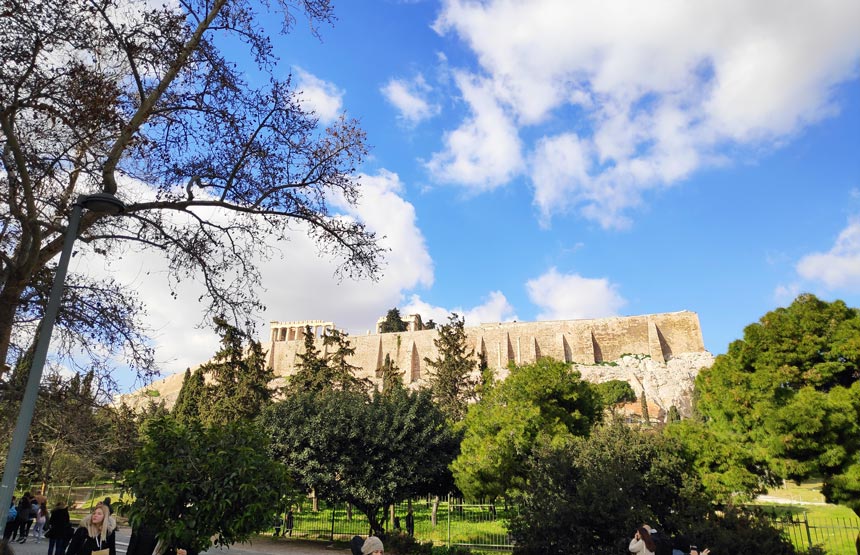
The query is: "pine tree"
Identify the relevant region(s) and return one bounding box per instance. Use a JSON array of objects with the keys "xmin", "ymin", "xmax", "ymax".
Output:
[
  {"xmin": 379, "ymin": 308, "xmax": 408, "ymax": 333},
  {"xmin": 424, "ymin": 313, "xmax": 477, "ymax": 421},
  {"xmin": 323, "ymin": 329, "xmax": 368, "ymax": 391},
  {"xmin": 290, "ymin": 326, "xmax": 329, "ymax": 393},
  {"xmin": 197, "ymin": 317, "xmax": 274, "ymax": 425}
]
